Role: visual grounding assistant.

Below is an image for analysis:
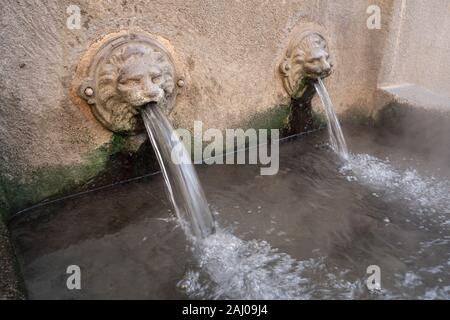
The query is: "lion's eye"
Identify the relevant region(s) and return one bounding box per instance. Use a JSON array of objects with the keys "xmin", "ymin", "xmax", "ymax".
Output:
[
  {"xmin": 307, "ymin": 58, "xmax": 320, "ymax": 64},
  {"xmin": 120, "ymin": 78, "xmax": 140, "ymax": 85},
  {"xmin": 152, "ymin": 75, "xmax": 162, "ymax": 84}
]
